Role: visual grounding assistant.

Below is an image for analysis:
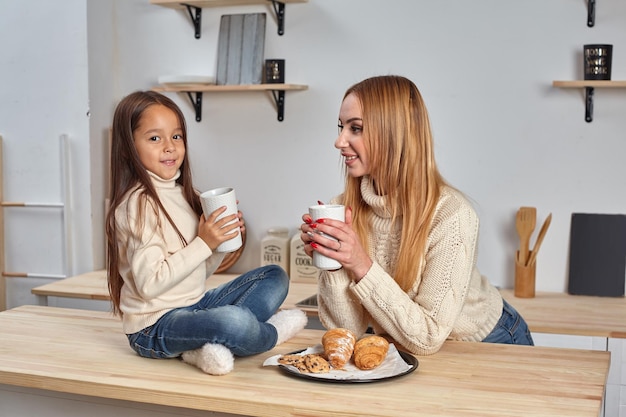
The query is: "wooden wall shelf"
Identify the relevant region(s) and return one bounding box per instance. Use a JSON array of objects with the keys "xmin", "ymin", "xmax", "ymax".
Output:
[
  {"xmin": 553, "ymin": 80, "xmax": 626, "ymax": 122},
  {"xmin": 151, "ymin": 0, "xmax": 307, "ymax": 6},
  {"xmin": 553, "ymin": 80, "xmax": 626, "ymax": 88},
  {"xmin": 150, "ymin": 0, "xmax": 308, "ymax": 37},
  {"xmin": 153, "ymin": 83, "xmax": 308, "ymax": 122}
]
